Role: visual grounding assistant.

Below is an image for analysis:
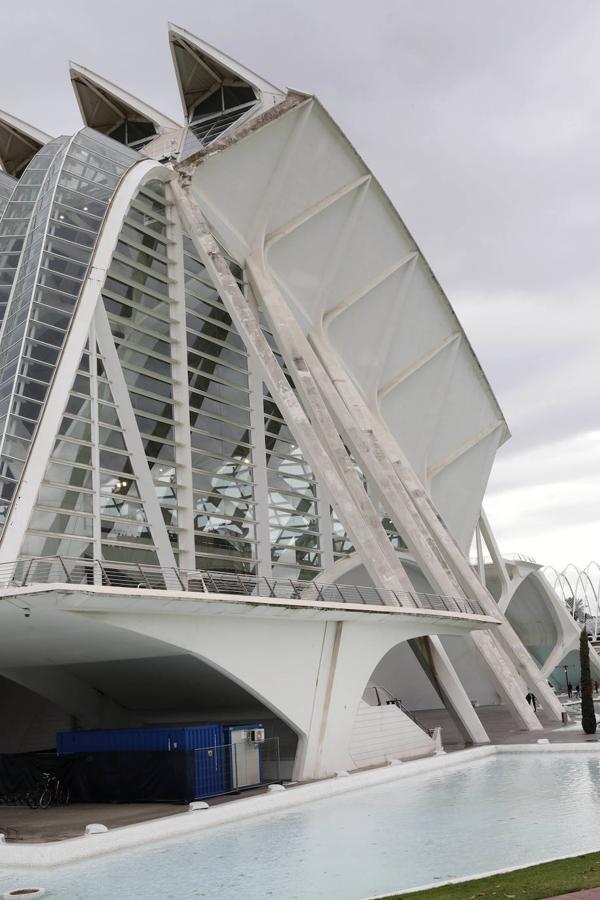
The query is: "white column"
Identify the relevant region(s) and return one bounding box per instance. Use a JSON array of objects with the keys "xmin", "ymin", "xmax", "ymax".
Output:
[
  {"xmin": 89, "ymin": 320, "xmax": 103, "ymax": 576},
  {"xmin": 247, "ymin": 353, "xmax": 272, "ymax": 578},
  {"xmin": 479, "ymin": 510, "xmax": 512, "ymax": 612},
  {"xmin": 475, "ymin": 521, "xmax": 486, "ymax": 585},
  {"xmin": 165, "ymin": 194, "xmax": 195, "ymax": 571}
]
